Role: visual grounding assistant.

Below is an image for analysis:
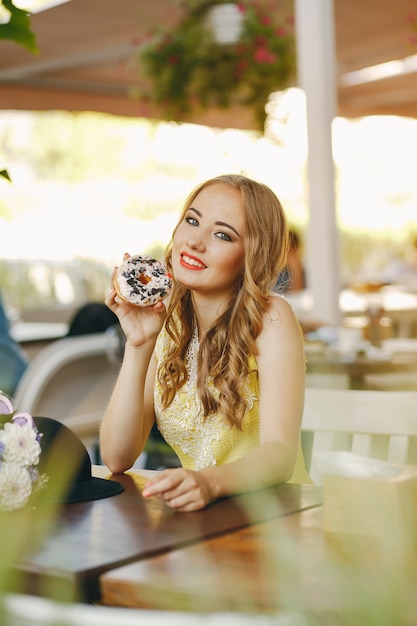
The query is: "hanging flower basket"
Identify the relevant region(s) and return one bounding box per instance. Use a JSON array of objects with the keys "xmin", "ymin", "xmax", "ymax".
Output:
[{"xmin": 136, "ymin": 0, "xmax": 296, "ymax": 130}]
